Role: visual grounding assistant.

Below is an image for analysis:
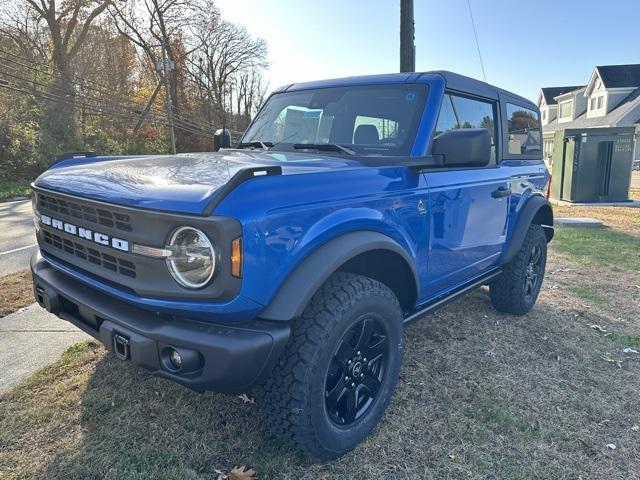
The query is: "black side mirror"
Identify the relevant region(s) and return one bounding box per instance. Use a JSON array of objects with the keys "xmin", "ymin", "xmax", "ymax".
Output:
[
  {"xmin": 213, "ymin": 128, "xmax": 231, "ymax": 152},
  {"xmin": 431, "ymin": 128, "xmax": 491, "ymax": 168}
]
